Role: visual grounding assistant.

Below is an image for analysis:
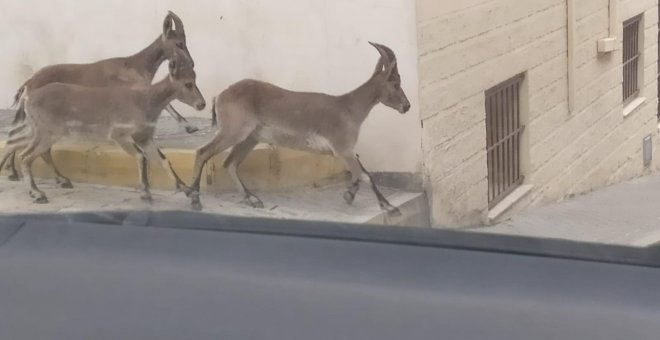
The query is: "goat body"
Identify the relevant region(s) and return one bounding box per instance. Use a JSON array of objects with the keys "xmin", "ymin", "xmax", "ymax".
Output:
[
  {"xmin": 2, "ymin": 62, "xmax": 206, "ymax": 204},
  {"xmin": 5, "ymin": 11, "xmax": 200, "ymax": 182},
  {"xmin": 189, "ymin": 42, "xmax": 411, "ymax": 215}
]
